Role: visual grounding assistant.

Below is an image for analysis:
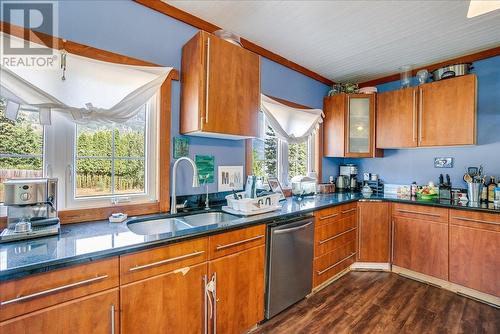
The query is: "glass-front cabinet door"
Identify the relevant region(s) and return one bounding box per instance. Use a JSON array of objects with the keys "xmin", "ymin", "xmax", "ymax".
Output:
[{"xmin": 346, "ymin": 94, "xmax": 375, "ymax": 157}]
